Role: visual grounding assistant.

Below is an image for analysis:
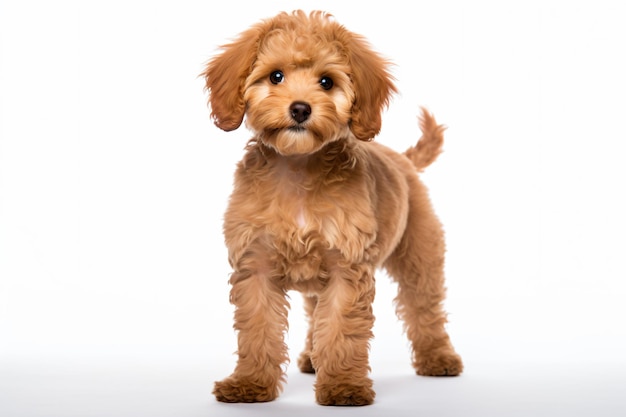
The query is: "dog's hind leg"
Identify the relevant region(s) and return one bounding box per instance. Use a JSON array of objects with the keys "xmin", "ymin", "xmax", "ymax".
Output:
[
  {"xmin": 384, "ymin": 177, "xmax": 463, "ymax": 377},
  {"xmin": 297, "ymin": 295, "xmax": 317, "ymax": 374}
]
